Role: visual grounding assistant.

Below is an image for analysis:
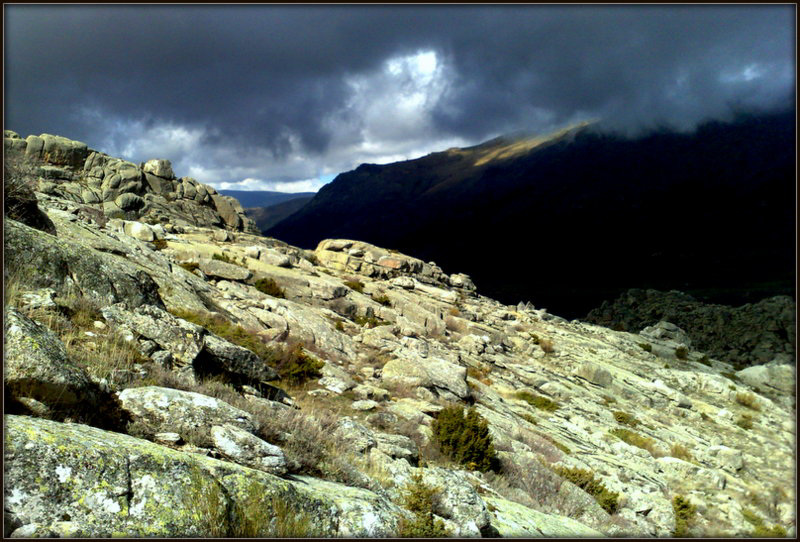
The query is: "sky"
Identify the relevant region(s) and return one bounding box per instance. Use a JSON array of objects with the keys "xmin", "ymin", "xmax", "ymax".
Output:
[{"xmin": 4, "ymin": 5, "xmax": 795, "ymax": 192}]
